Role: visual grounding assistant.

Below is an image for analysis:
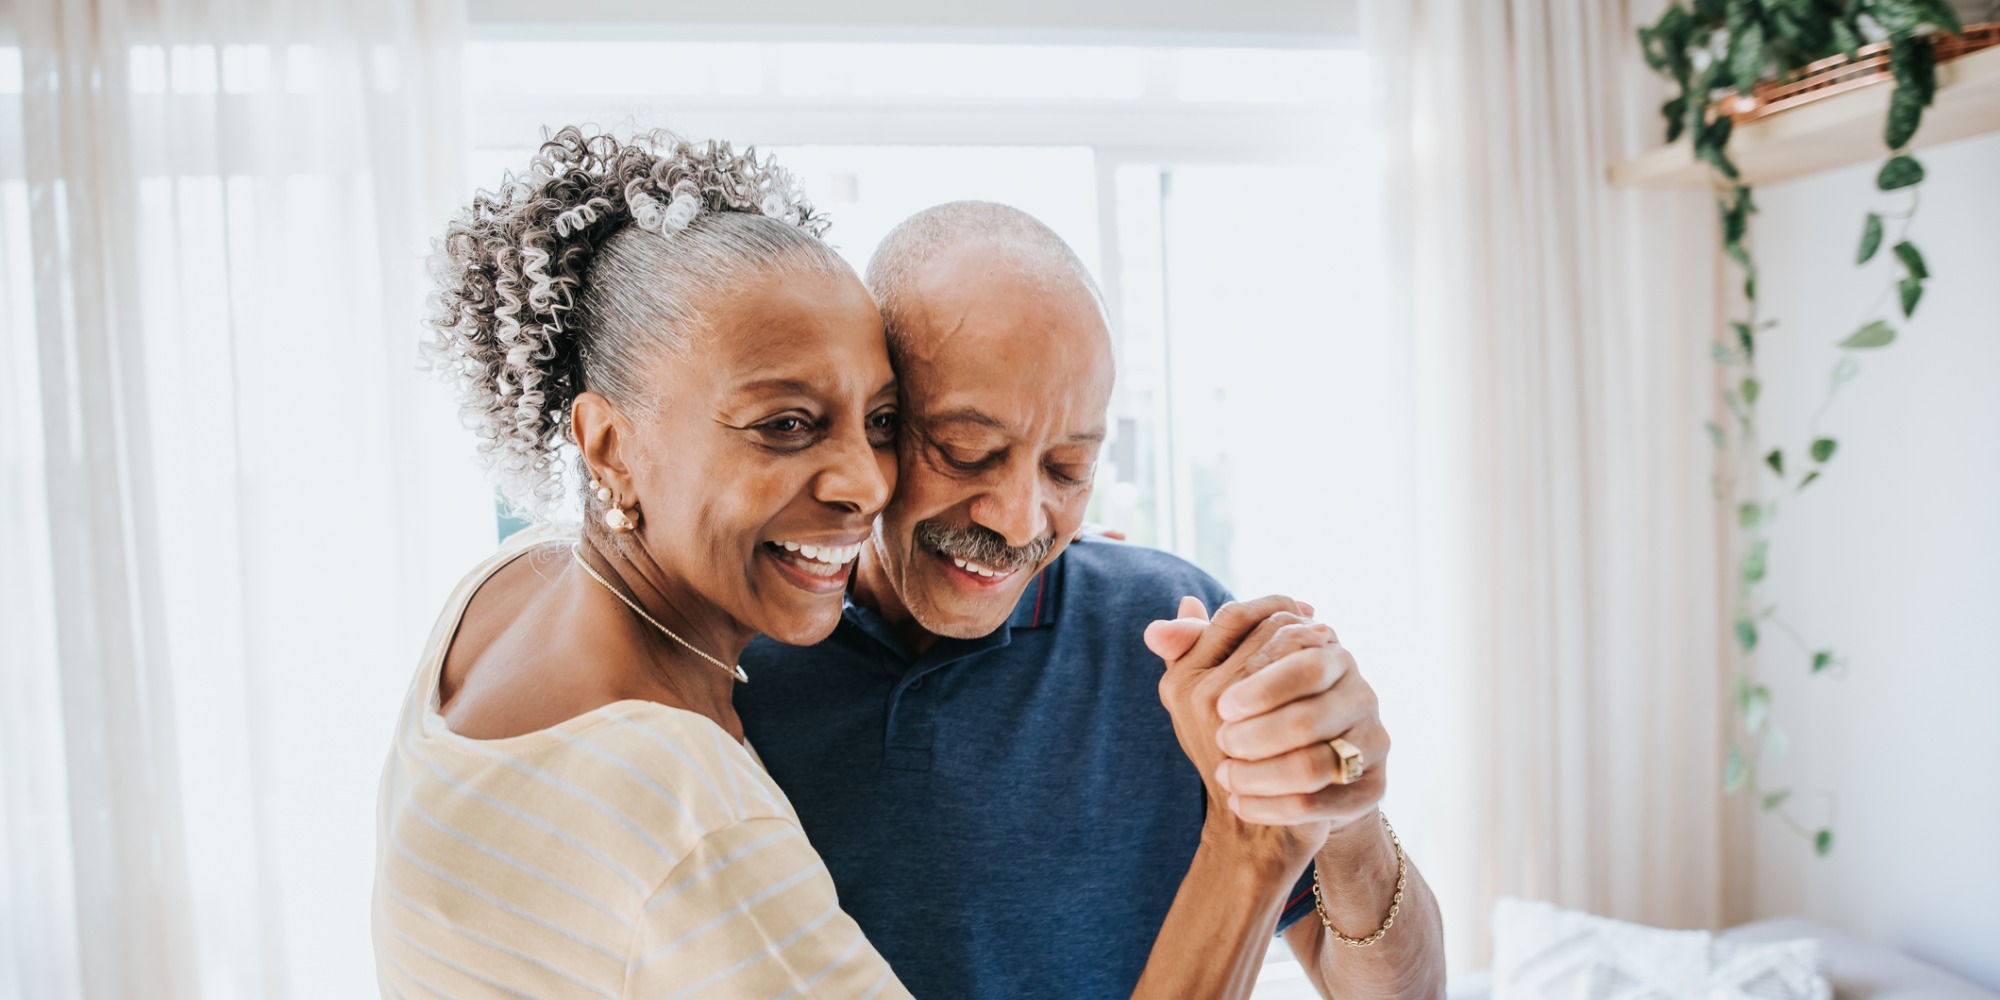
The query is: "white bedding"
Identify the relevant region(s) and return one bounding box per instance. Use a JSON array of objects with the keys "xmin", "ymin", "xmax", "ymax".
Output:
[{"xmin": 1445, "ymin": 918, "xmax": 1997, "ymax": 1000}]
